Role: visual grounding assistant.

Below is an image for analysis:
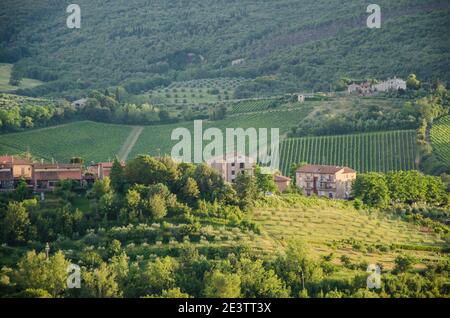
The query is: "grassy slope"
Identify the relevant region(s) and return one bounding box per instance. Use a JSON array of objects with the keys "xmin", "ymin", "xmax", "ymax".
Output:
[
  {"xmin": 0, "ymin": 105, "xmax": 311, "ymax": 163},
  {"xmin": 0, "ymin": 121, "xmax": 133, "ymax": 163},
  {"xmin": 430, "ymin": 115, "xmax": 450, "ymax": 166},
  {"xmin": 0, "ymin": 64, "xmax": 43, "ymax": 92},
  {"xmin": 129, "ymin": 107, "xmax": 312, "ymax": 159},
  {"xmin": 31, "ymin": 194, "xmax": 446, "ymax": 271},
  {"xmin": 252, "ymin": 196, "xmax": 447, "ymax": 269}
]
